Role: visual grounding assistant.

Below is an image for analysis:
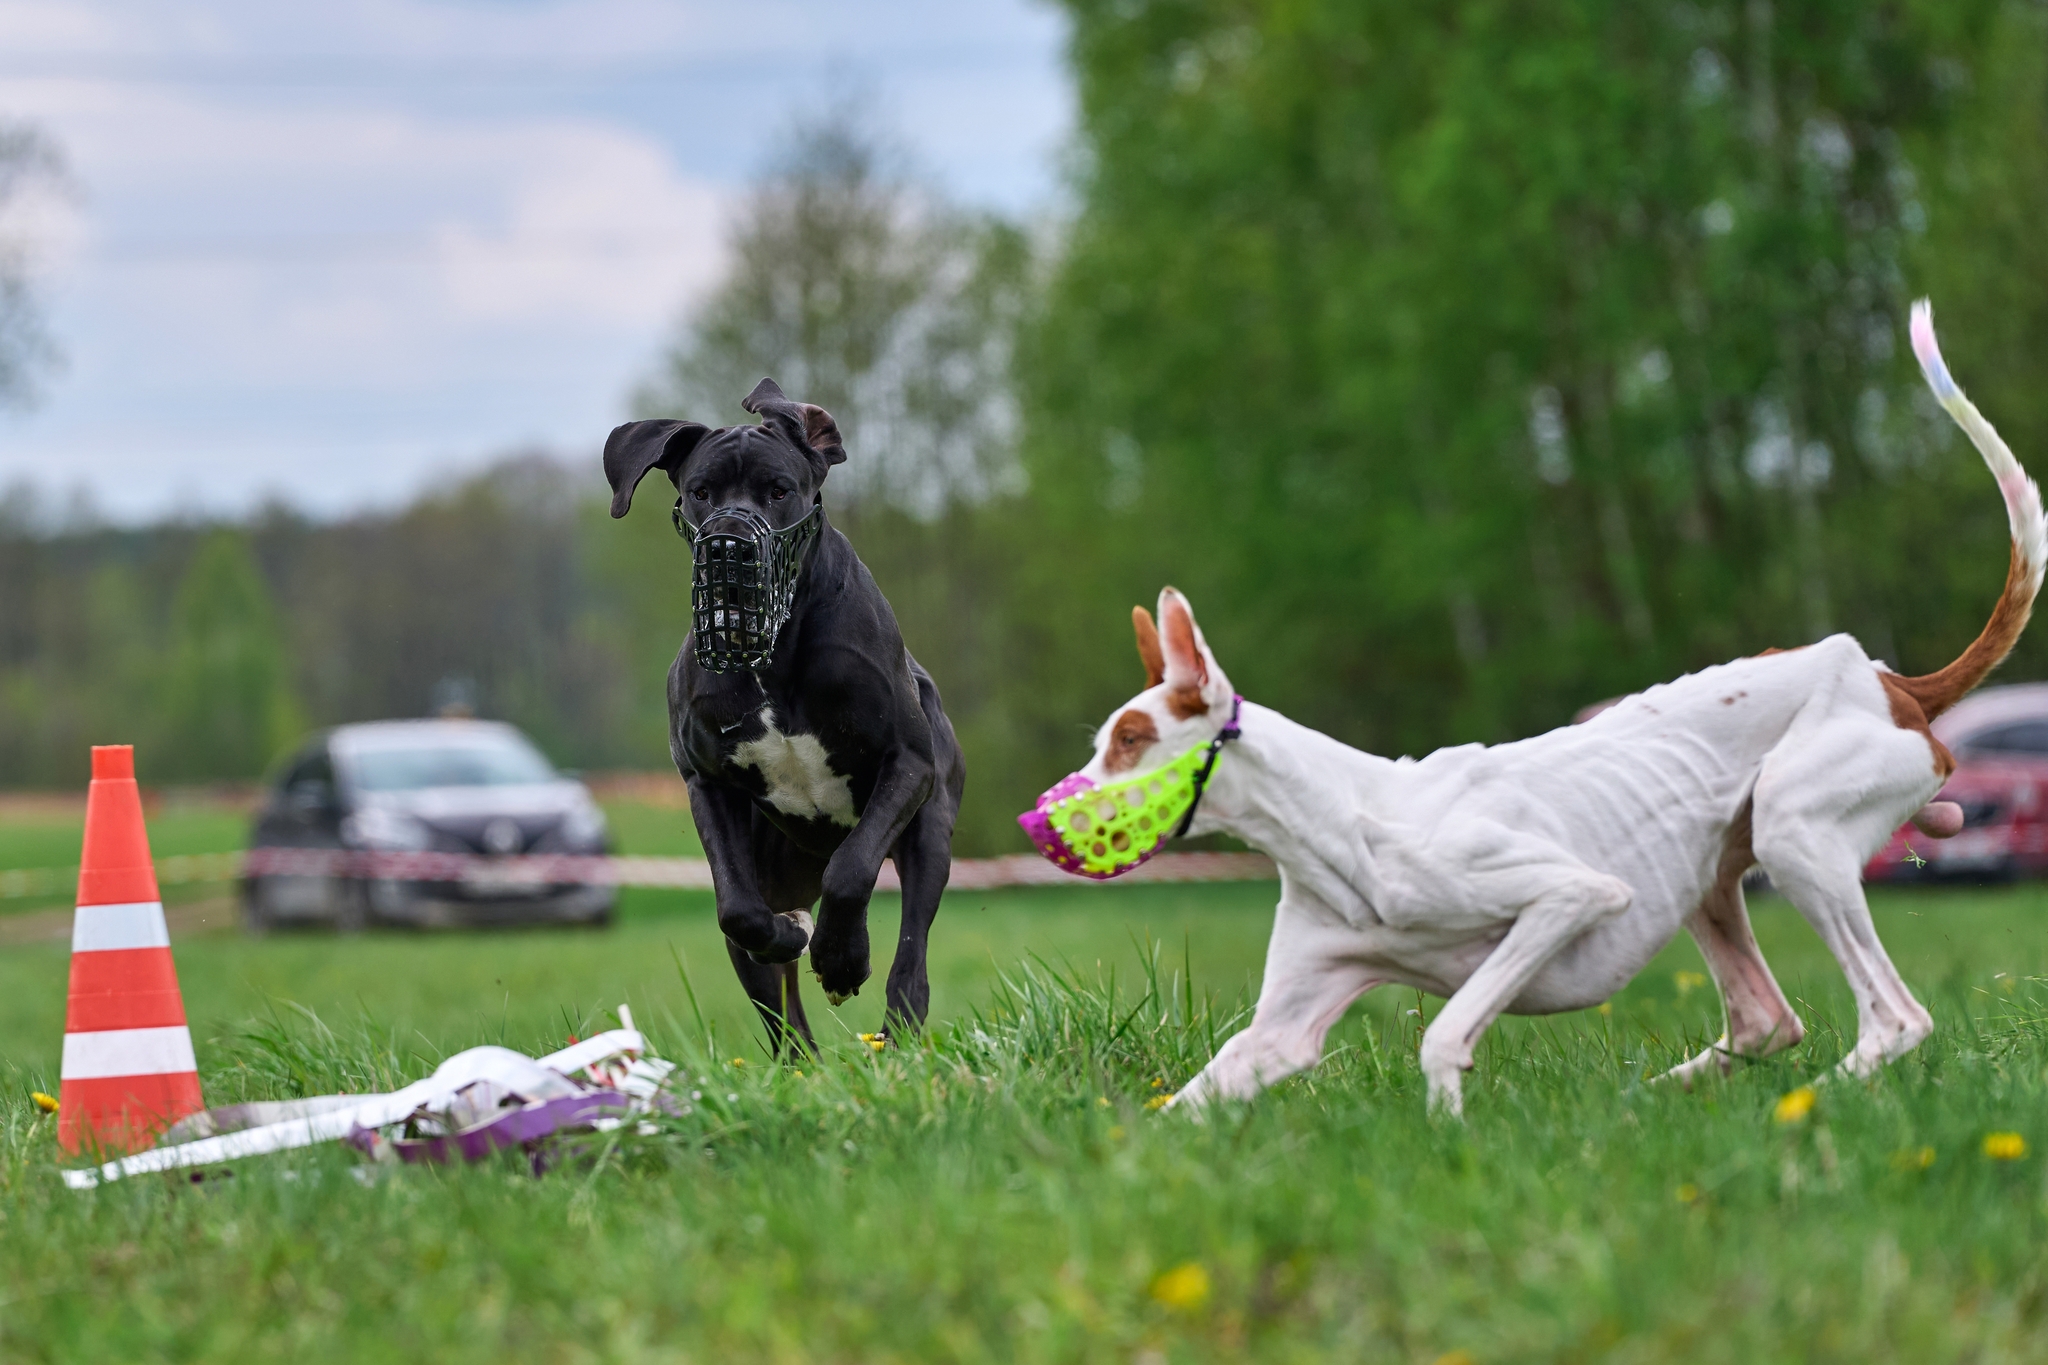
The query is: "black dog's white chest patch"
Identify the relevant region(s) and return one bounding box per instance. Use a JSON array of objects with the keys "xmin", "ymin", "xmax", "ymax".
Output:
[{"xmin": 730, "ymin": 707, "xmax": 857, "ymax": 827}]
